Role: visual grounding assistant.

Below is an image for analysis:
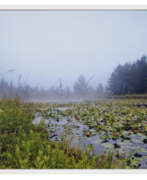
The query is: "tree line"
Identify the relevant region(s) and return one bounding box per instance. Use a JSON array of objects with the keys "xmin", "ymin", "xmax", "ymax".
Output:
[
  {"xmin": 1, "ymin": 55, "xmax": 147, "ymax": 100},
  {"xmin": 108, "ymin": 55, "xmax": 147, "ymax": 95},
  {"xmin": 0, "ymin": 75, "xmax": 105, "ymax": 101}
]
